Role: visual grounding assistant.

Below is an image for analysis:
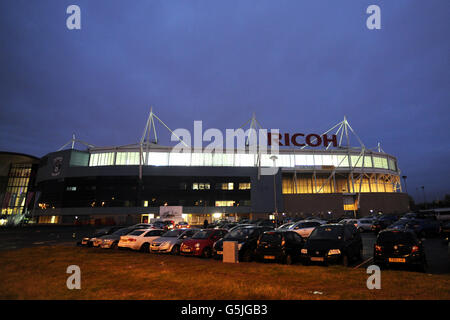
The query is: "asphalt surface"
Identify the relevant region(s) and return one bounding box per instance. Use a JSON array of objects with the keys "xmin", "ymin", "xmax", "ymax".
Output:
[{"xmin": 0, "ymin": 226, "xmax": 448, "ymax": 273}]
